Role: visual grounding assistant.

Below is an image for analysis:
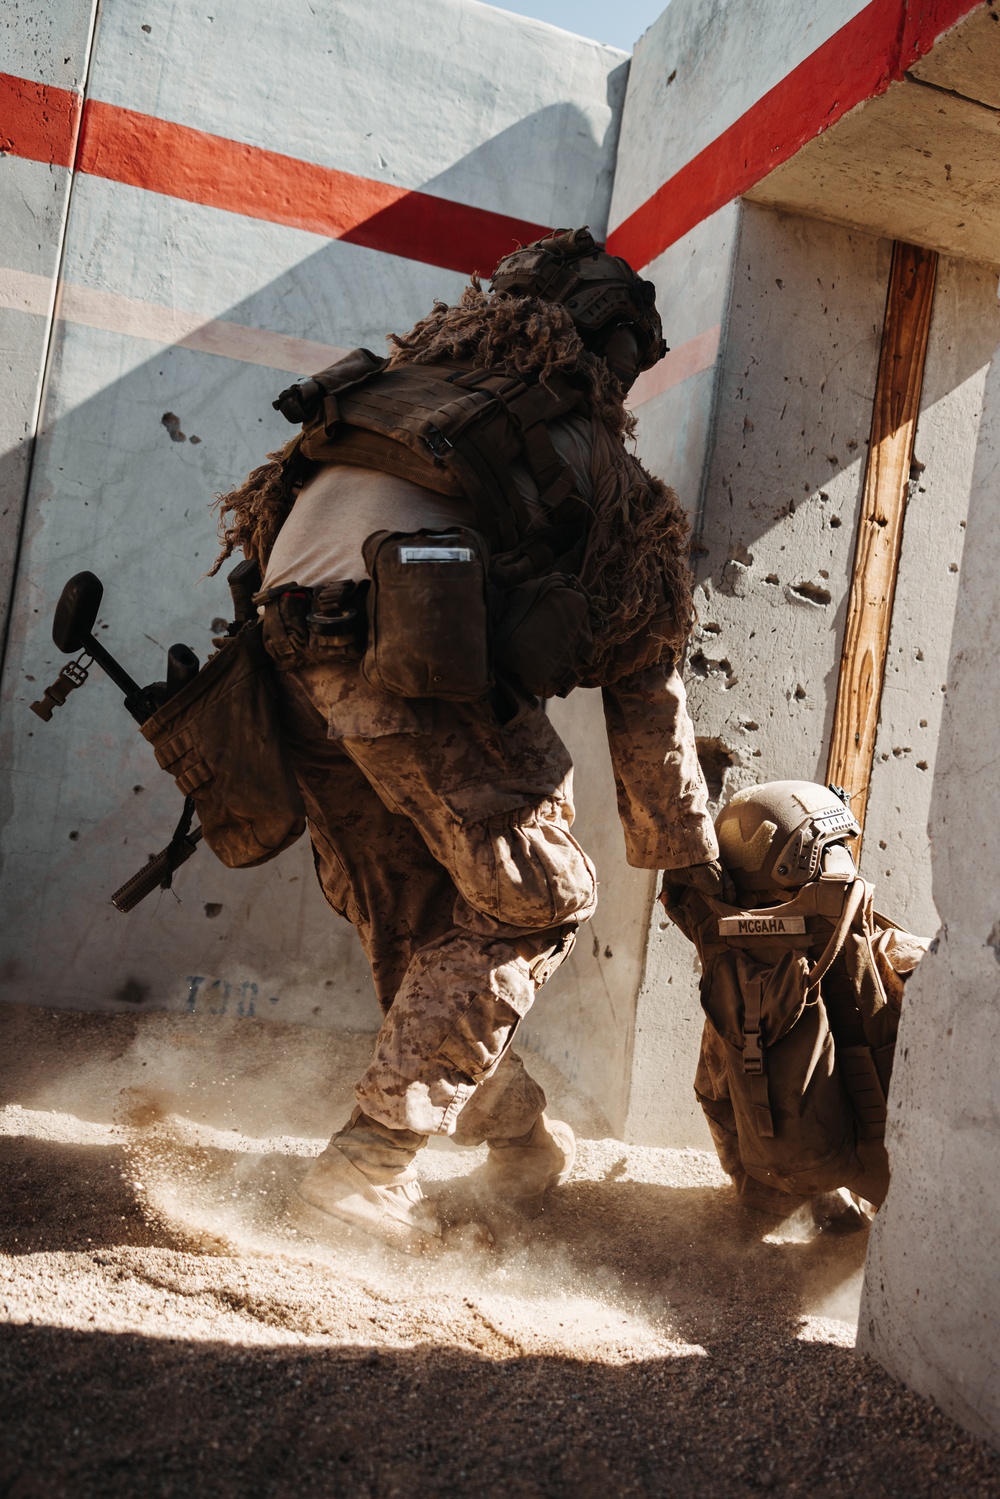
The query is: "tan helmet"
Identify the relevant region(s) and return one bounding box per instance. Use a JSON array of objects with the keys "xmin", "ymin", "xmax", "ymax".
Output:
[
  {"xmin": 715, "ymin": 781, "xmax": 861, "ymax": 895},
  {"xmin": 490, "ymin": 227, "xmax": 666, "ymax": 386}
]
